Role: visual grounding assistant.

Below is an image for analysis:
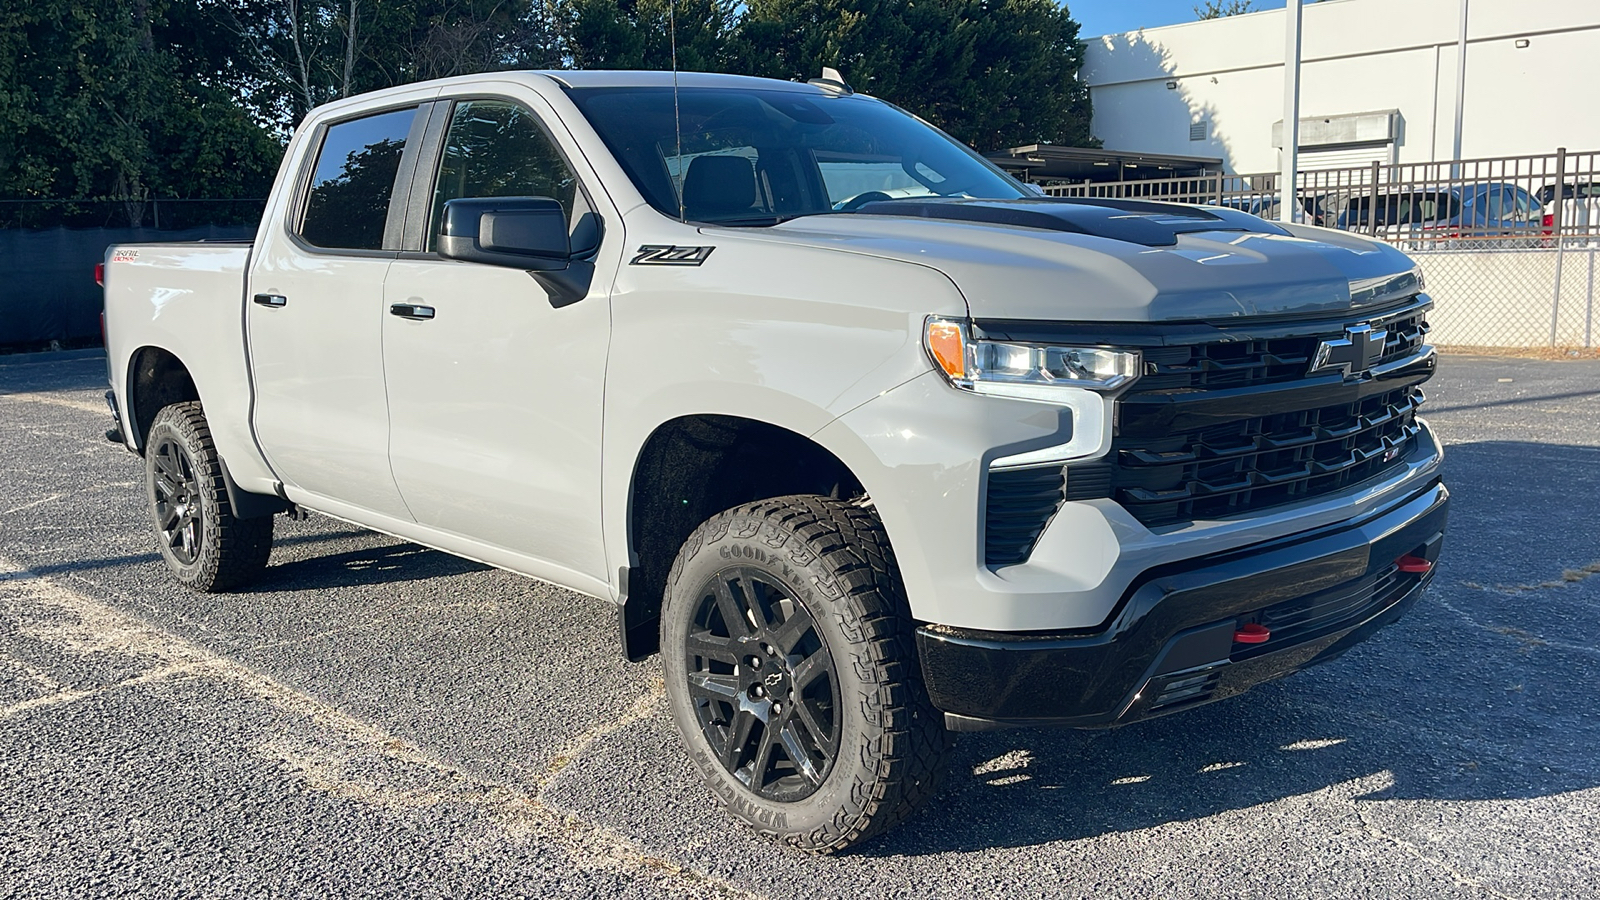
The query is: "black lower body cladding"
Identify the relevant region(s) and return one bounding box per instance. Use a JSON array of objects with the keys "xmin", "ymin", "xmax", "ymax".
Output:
[{"xmin": 919, "ymin": 479, "xmax": 1449, "ymax": 729}]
